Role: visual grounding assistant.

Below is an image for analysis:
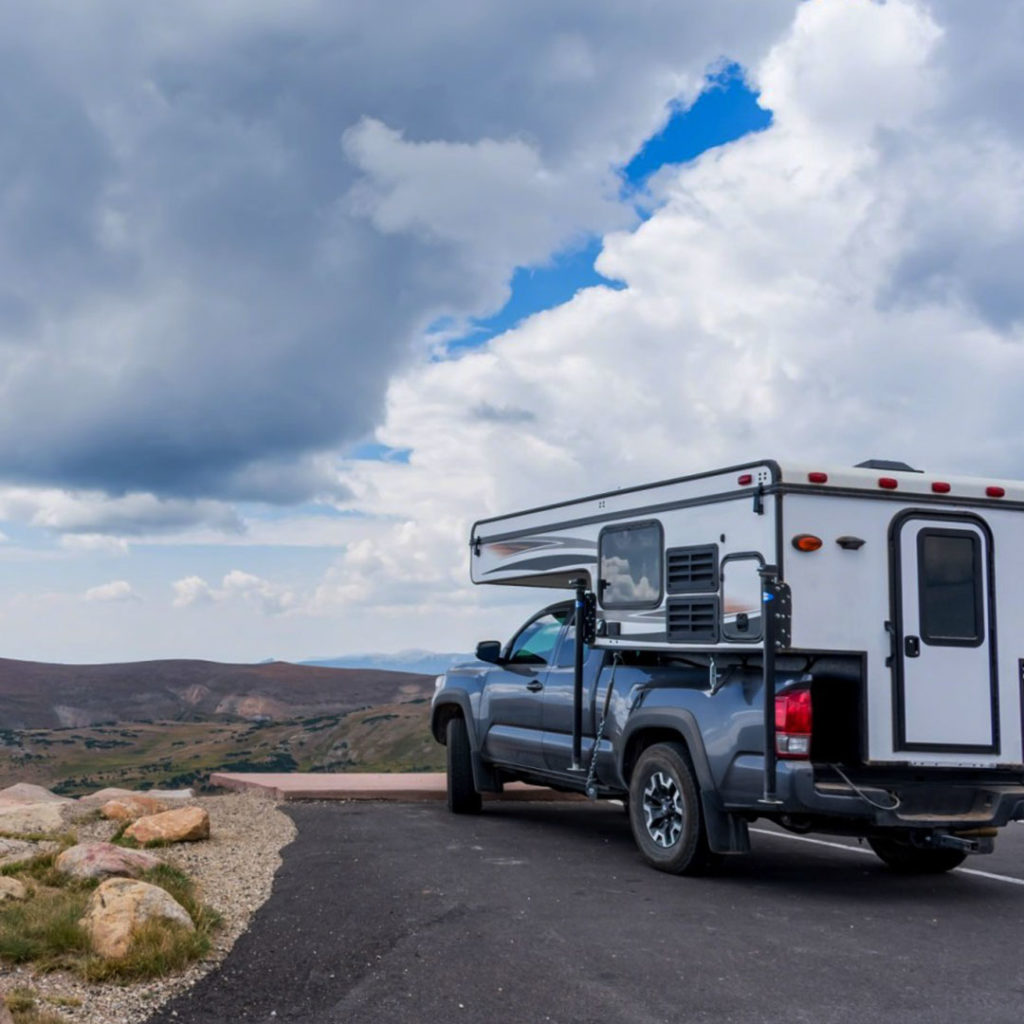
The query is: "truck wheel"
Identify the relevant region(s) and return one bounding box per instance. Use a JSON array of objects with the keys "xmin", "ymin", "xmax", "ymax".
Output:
[
  {"xmin": 868, "ymin": 836, "xmax": 967, "ymax": 874},
  {"xmin": 629, "ymin": 742, "xmax": 715, "ymax": 875},
  {"xmin": 446, "ymin": 716, "xmax": 482, "ymax": 815}
]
